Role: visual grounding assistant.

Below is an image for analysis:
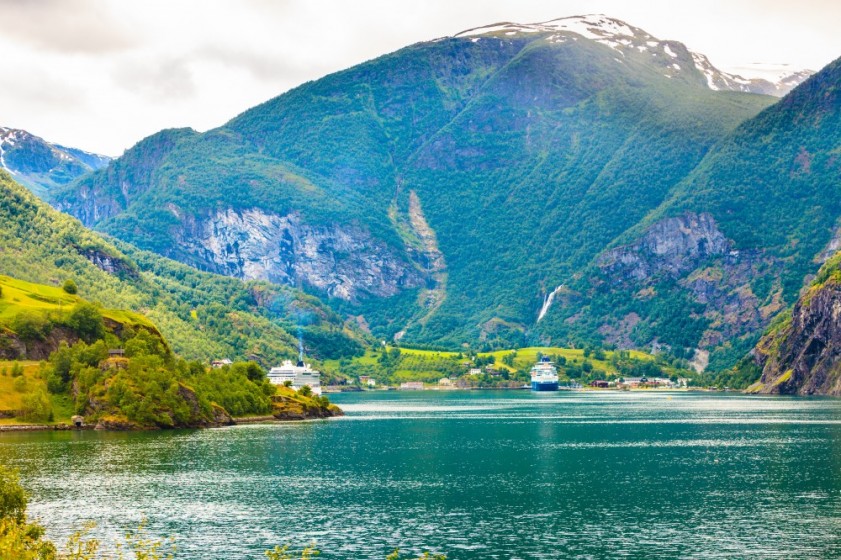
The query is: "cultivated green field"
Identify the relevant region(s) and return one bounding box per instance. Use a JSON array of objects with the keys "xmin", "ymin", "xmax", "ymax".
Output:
[{"xmin": 397, "ymin": 346, "xmax": 652, "ymax": 373}]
